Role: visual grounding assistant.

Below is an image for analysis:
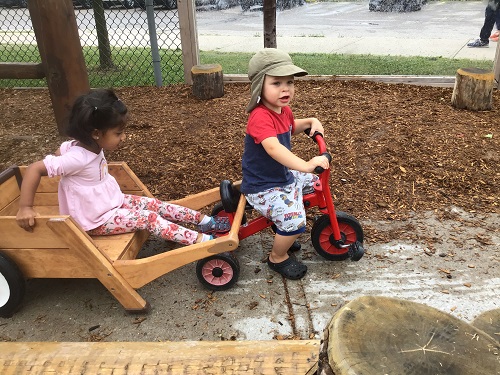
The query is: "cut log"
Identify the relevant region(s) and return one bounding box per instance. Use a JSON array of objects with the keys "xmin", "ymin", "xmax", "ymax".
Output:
[
  {"xmin": 317, "ymin": 296, "xmax": 500, "ymax": 375},
  {"xmin": 471, "ymin": 308, "xmax": 500, "ymax": 344},
  {"xmin": 191, "ymin": 63, "xmax": 224, "ymax": 100},
  {"xmin": 451, "ymin": 68, "xmax": 494, "ymax": 111},
  {"xmin": 0, "ymin": 340, "xmax": 320, "ymax": 374}
]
